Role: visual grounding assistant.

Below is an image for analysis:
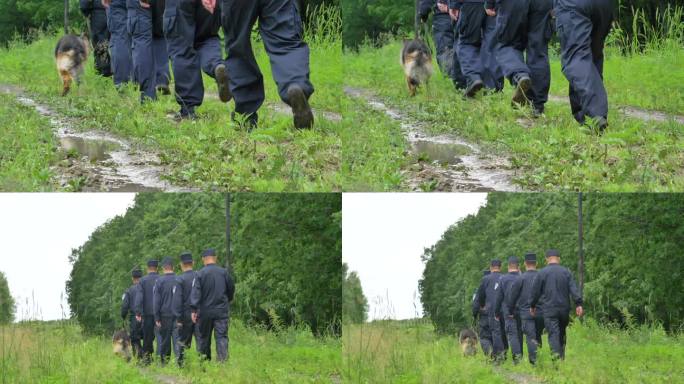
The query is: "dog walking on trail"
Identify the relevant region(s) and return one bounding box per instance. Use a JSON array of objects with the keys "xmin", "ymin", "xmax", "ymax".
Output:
[
  {"xmin": 190, "ymin": 248, "xmax": 235, "ymax": 362},
  {"xmin": 400, "ymin": 38, "xmax": 434, "ymax": 97},
  {"xmin": 54, "ymin": 35, "xmax": 90, "ymax": 96}
]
